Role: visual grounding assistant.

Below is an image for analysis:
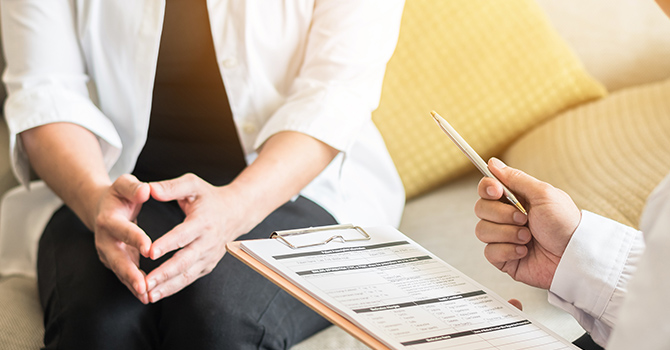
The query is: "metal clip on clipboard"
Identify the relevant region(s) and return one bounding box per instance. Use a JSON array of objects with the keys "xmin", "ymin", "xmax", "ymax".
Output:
[{"xmin": 270, "ymin": 224, "xmax": 371, "ymax": 249}]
